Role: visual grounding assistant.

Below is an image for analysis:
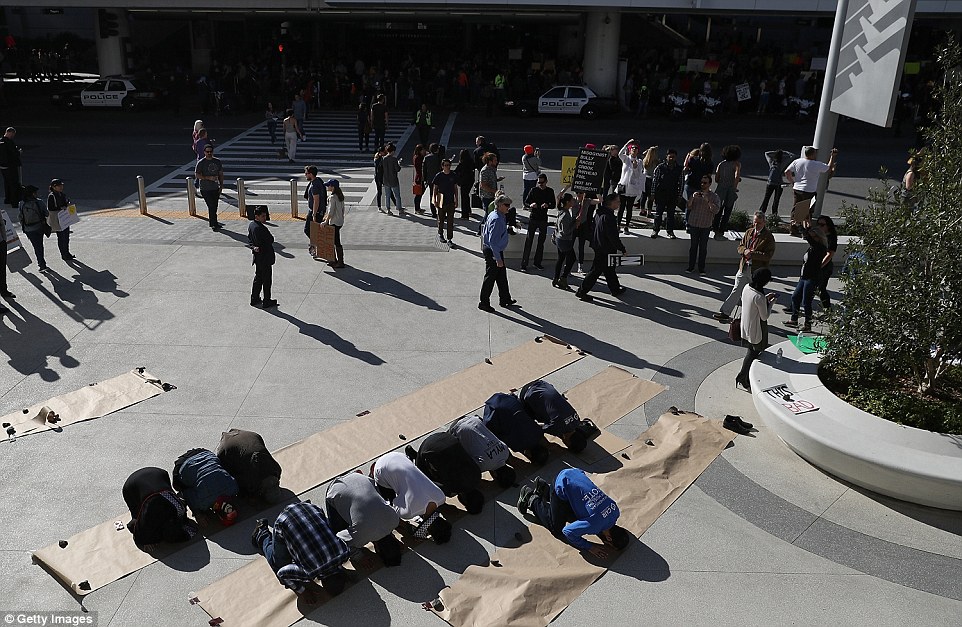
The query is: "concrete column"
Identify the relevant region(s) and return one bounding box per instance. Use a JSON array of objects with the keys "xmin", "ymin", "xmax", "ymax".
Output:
[
  {"xmin": 810, "ymin": 0, "xmax": 849, "ymax": 218},
  {"xmin": 94, "ymin": 9, "xmax": 129, "ymax": 76},
  {"xmin": 583, "ymin": 10, "xmax": 620, "ymax": 98}
]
